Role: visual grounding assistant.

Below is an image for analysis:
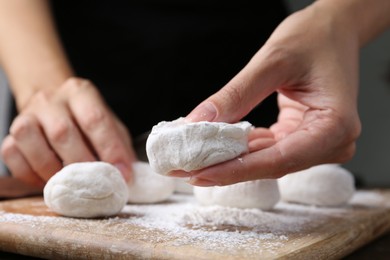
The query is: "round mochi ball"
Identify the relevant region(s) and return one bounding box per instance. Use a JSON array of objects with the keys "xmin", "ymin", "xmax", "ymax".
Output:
[
  {"xmin": 43, "ymin": 161, "xmax": 129, "ymax": 218},
  {"xmin": 193, "ymin": 179, "xmax": 280, "ymax": 210},
  {"xmin": 128, "ymin": 161, "xmax": 176, "ymax": 204},
  {"xmin": 146, "ymin": 117, "xmax": 252, "ymax": 175},
  {"xmin": 278, "ymin": 164, "xmax": 356, "ymax": 207}
]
